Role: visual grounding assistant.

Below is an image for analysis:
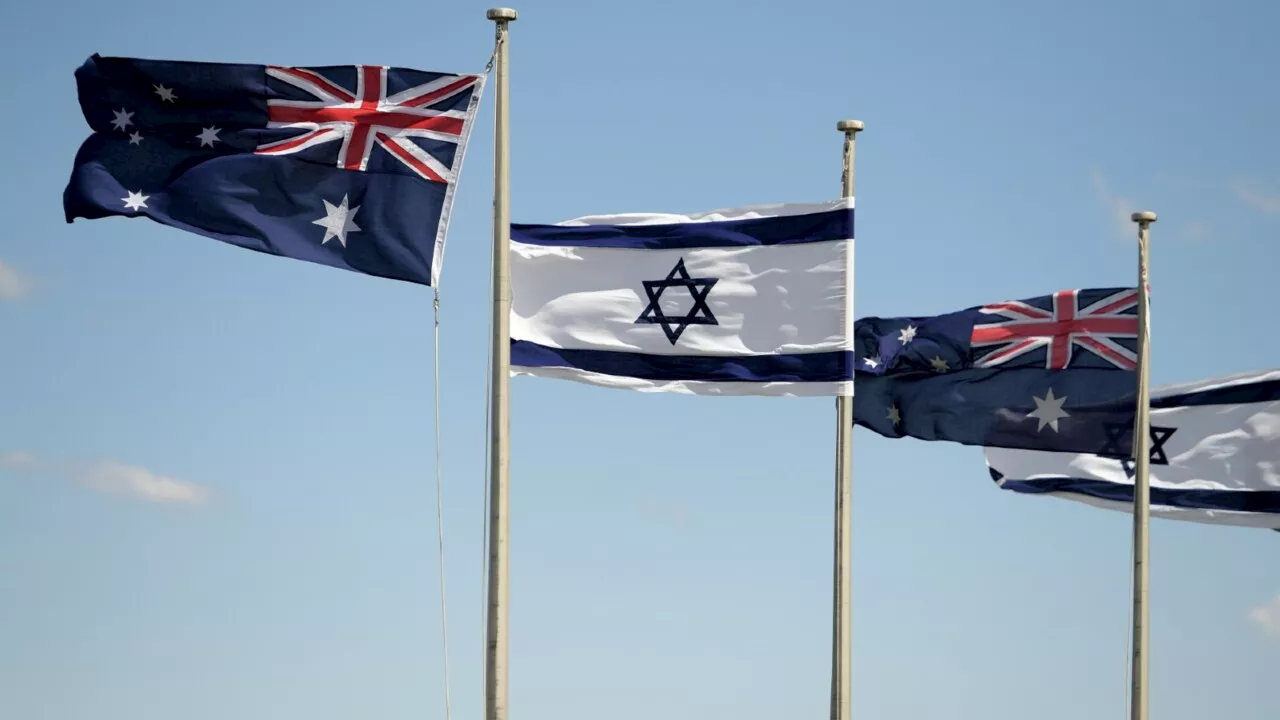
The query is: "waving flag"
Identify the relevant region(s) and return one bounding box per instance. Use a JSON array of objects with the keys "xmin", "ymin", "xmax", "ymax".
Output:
[
  {"xmin": 854, "ymin": 288, "xmax": 1142, "ymax": 455},
  {"xmin": 63, "ymin": 54, "xmax": 485, "ymax": 286},
  {"xmin": 509, "ymin": 199, "xmax": 855, "ymax": 396},
  {"xmin": 986, "ymin": 368, "xmax": 1280, "ymax": 529}
]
